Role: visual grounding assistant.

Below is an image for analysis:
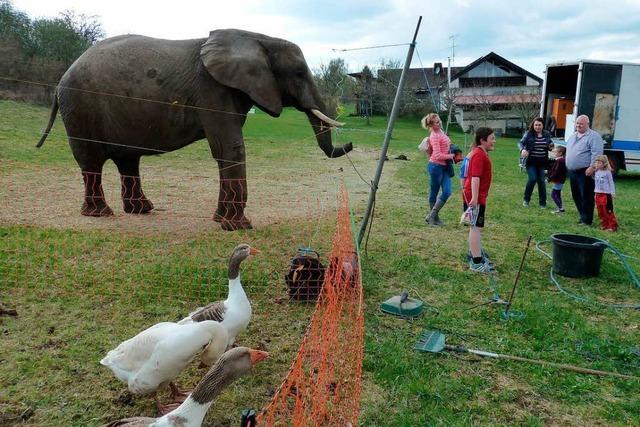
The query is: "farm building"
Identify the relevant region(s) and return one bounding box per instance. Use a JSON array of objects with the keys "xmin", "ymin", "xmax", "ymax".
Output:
[{"xmin": 354, "ymin": 52, "xmax": 542, "ymax": 136}]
